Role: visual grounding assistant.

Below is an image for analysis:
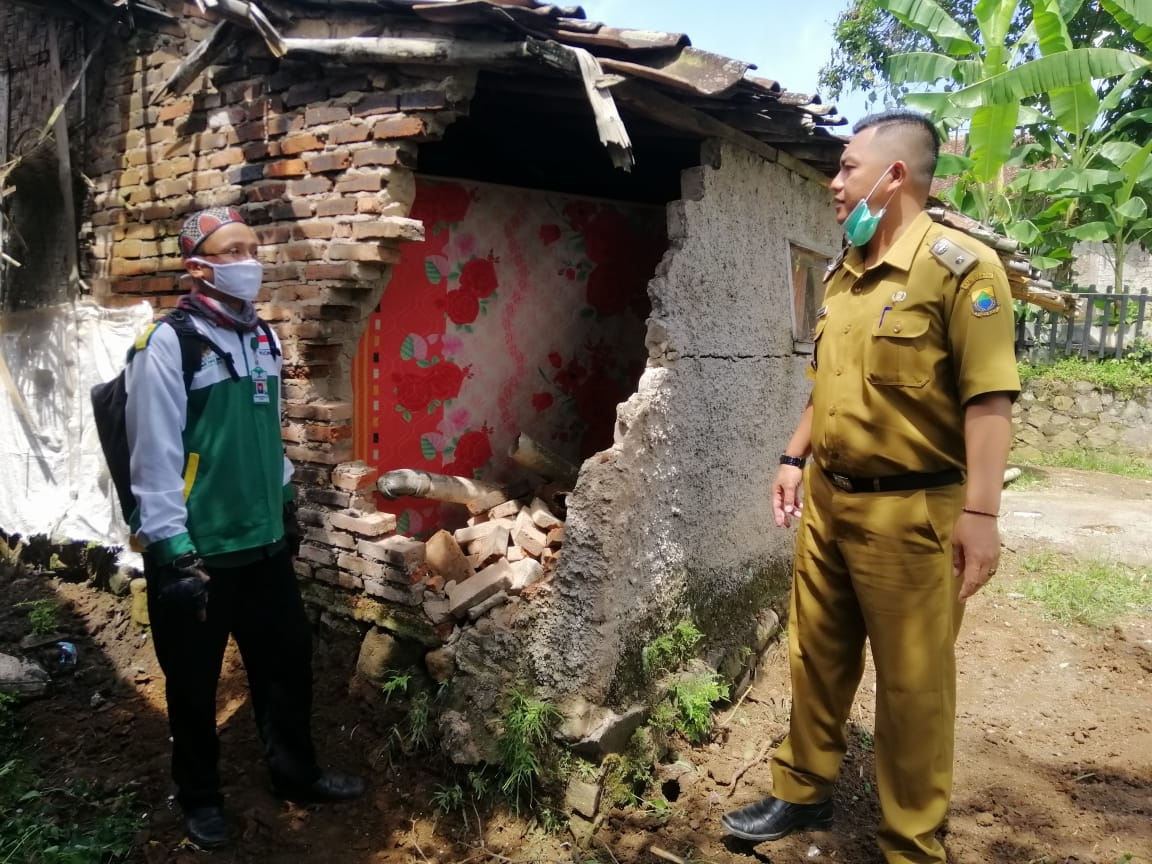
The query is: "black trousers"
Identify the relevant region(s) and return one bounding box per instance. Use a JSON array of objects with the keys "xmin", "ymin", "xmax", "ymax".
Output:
[{"xmin": 145, "ymin": 548, "xmax": 319, "ymax": 808}]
